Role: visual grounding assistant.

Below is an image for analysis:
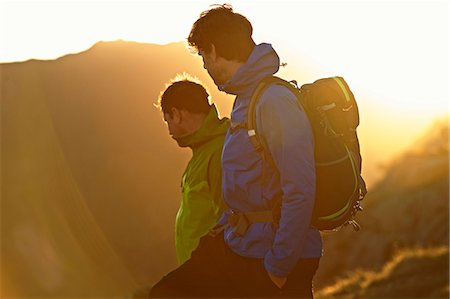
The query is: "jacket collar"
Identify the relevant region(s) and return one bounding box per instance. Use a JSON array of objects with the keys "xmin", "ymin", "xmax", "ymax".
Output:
[
  {"xmin": 173, "ymin": 104, "xmax": 229, "ymax": 149},
  {"xmin": 218, "ymin": 43, "xmax": 280, "ymax": 97}
]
